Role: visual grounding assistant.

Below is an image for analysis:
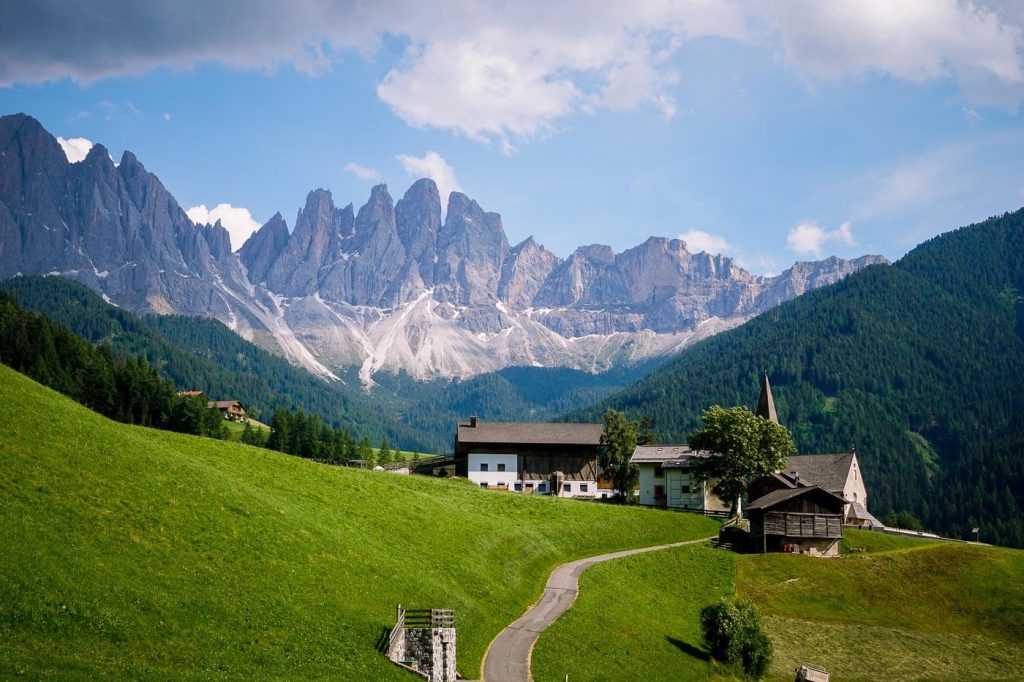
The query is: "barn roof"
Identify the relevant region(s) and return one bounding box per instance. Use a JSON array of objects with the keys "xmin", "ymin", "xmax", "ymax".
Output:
[
  {"xmin": 456, "ymin": 421, "xmax": 603, "ymax": 446},
  {"xmin": 209, "ymin": 400, "xmax": 246, "ymax": 410},
  {"xmin": 784, "ymin": 453, "xmax": 855, "ymax": 494},
  {"xmin": 745, "ymin": 485, "xmax": 846, "ymax": 512},
  {"xmin": 847, "ymin": 501, "xmax": 883, "ymax": 527}
]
